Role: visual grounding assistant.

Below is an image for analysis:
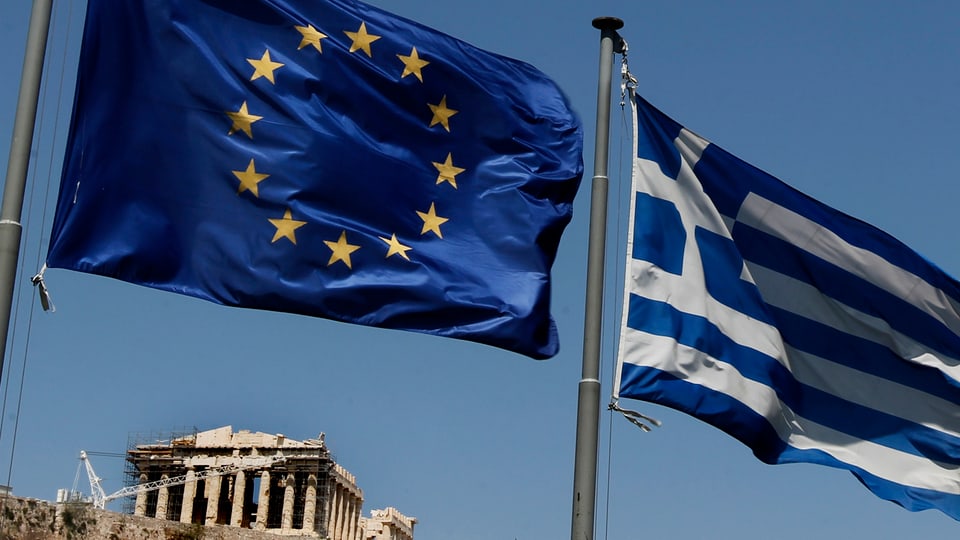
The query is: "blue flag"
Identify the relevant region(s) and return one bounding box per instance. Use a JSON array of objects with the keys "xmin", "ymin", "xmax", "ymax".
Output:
[
  {"xmin": 47, "ymin": 0, "xmax": 583, "ymax": 359},
  {"xmin": 617, "ymin": 93, "xmax": 960, "ymax": 518}
]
